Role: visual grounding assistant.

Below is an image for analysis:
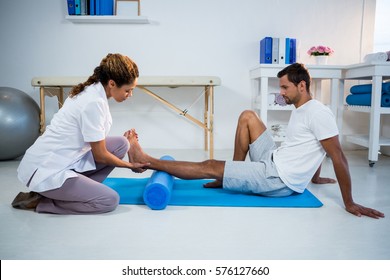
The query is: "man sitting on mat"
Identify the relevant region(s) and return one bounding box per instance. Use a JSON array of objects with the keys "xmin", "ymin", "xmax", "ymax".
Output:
[{"xmin": 126, "ymin": 63, "xmax": 384, "ymax": 219}]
